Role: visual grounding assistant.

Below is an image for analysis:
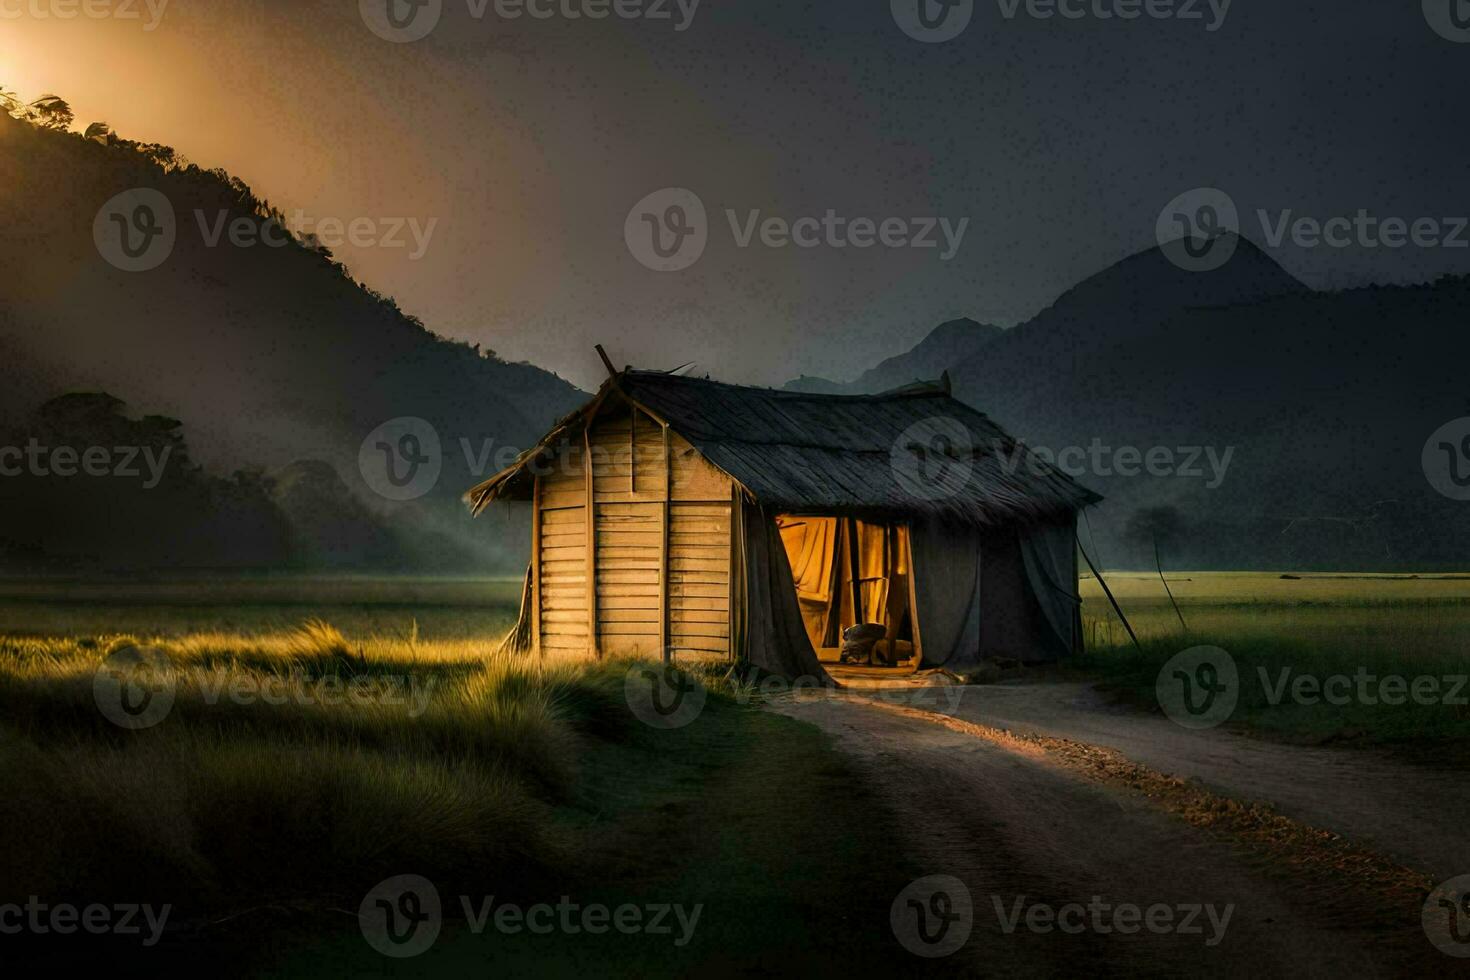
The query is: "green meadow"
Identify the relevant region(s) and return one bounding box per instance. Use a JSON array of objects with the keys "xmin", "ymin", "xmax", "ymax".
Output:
[{"xmin": 1078, "ymin": 572, "xmax": 1470, "ymax": 744}]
